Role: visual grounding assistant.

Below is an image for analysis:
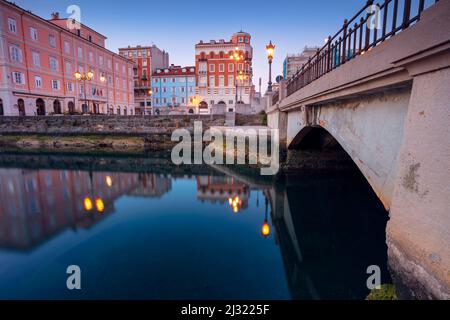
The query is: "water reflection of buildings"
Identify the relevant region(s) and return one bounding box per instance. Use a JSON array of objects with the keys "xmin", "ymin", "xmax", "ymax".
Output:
[
  {"xmin": 0, "ymin": 169, "xmax": 171, "ymax": 251},
  {"xmin": 196, "ymin": 176, "xmax": 250, "ymax": 212},
  {"xmin": 127, "ymin": 174, "xmax": 172, "ymax": 198}
]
